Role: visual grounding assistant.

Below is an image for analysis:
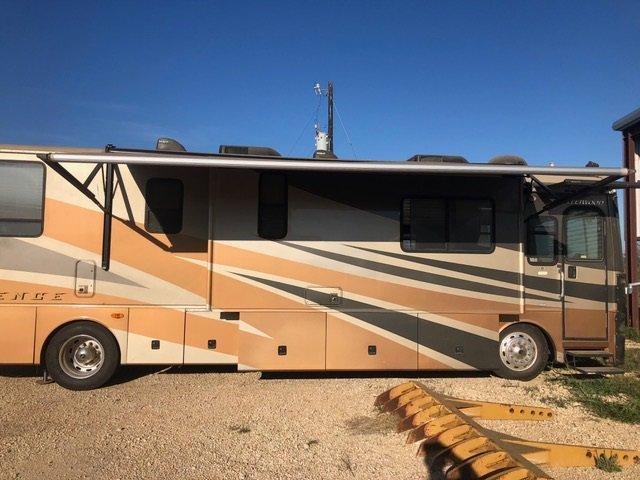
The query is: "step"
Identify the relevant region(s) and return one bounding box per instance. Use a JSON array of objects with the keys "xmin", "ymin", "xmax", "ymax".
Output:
[
  {"xmin": 565, "ymin": 350, "xmax": 613, "ymax": 358},
  {"xmin": 574, "ymin": 366, "xmax": 625, "ymax": 375}
]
